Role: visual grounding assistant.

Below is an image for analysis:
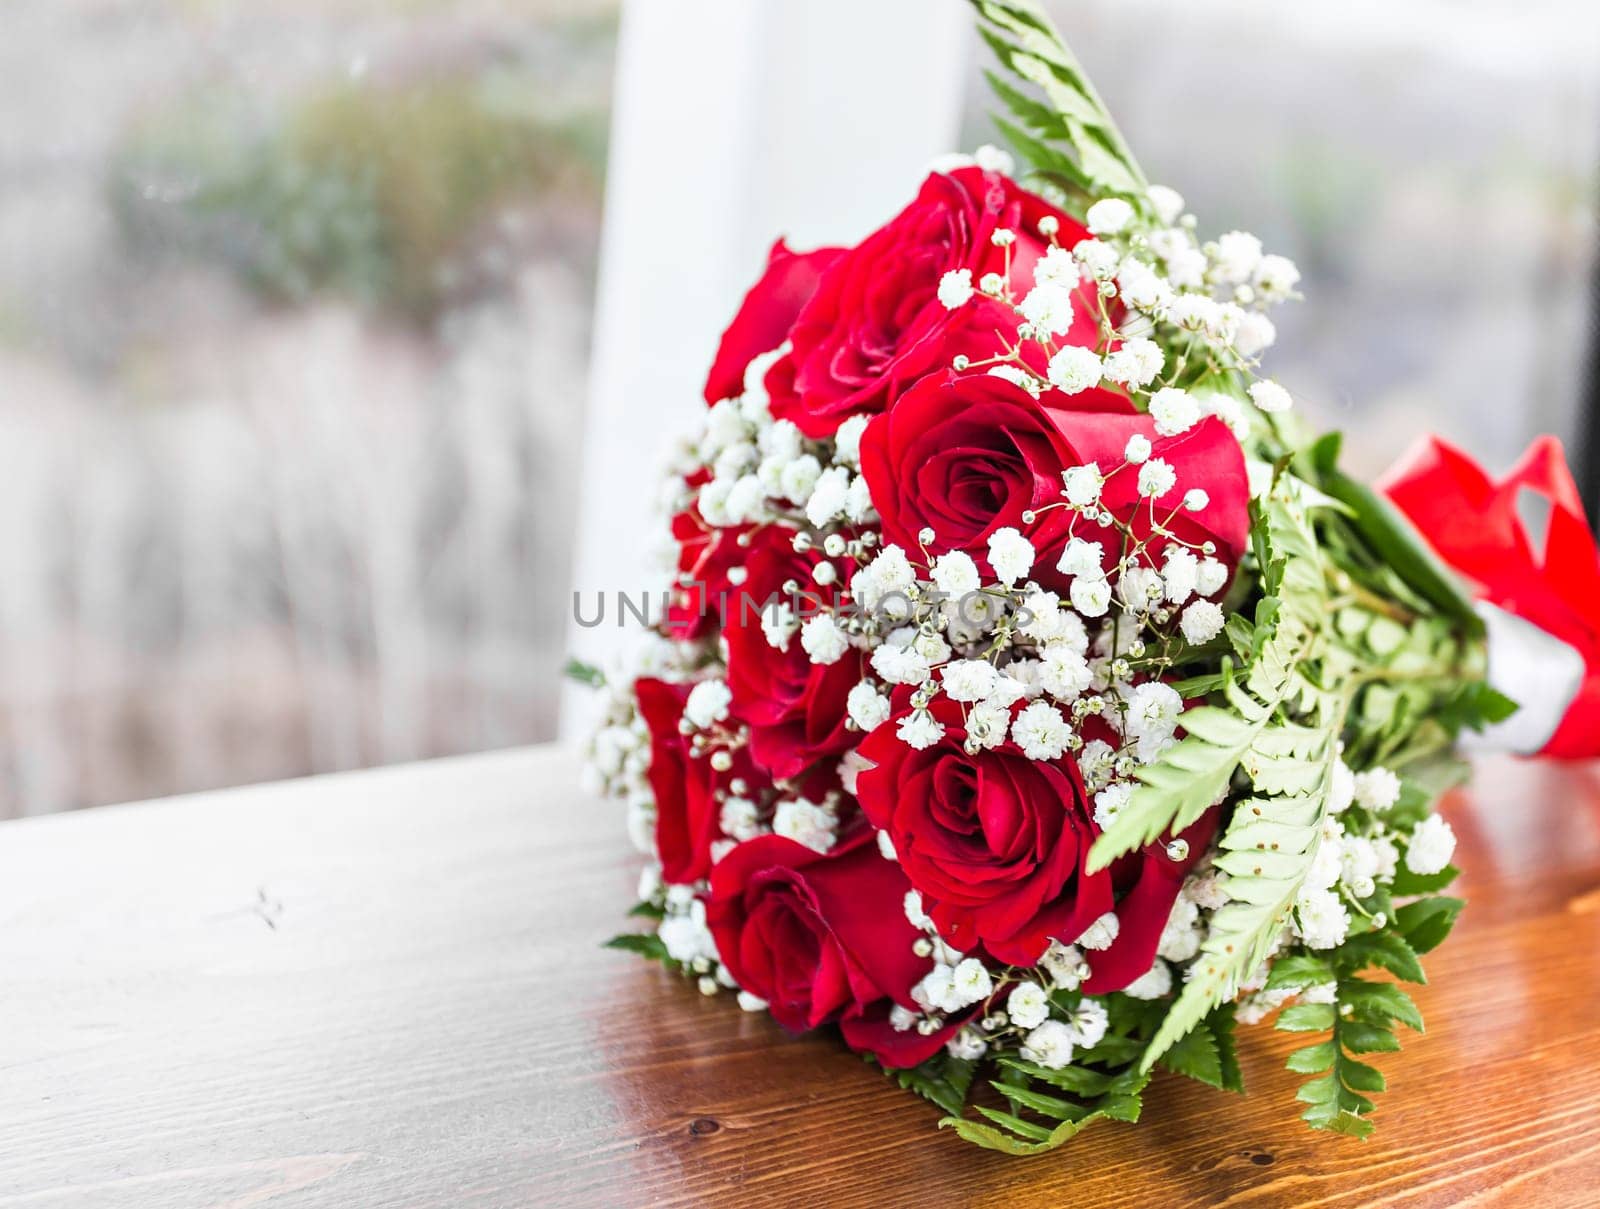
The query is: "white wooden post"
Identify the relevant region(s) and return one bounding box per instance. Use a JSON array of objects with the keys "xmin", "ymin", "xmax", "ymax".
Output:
[{"xmin": 562, "ymin": 0, "xmax": 971, "ymax": 734}]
